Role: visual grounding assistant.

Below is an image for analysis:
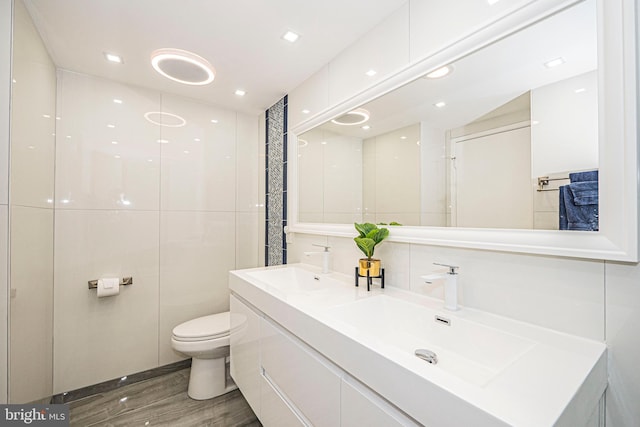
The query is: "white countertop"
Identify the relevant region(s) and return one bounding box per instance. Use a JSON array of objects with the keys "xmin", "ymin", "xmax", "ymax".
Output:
[{"xmin": 229, "ymin": 263, "xmax": 607, "ymax": 427}]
